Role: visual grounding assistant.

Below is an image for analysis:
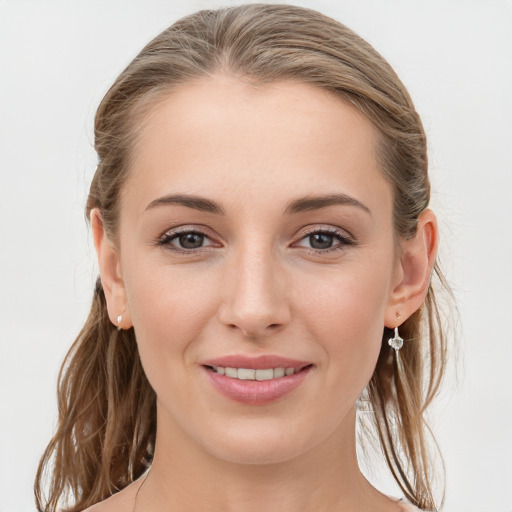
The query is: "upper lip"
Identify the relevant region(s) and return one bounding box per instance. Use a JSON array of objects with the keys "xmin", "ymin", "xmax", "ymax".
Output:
[{"xmin": 201, "ymin": 355, "xmax": 312, "ymax": 370}]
